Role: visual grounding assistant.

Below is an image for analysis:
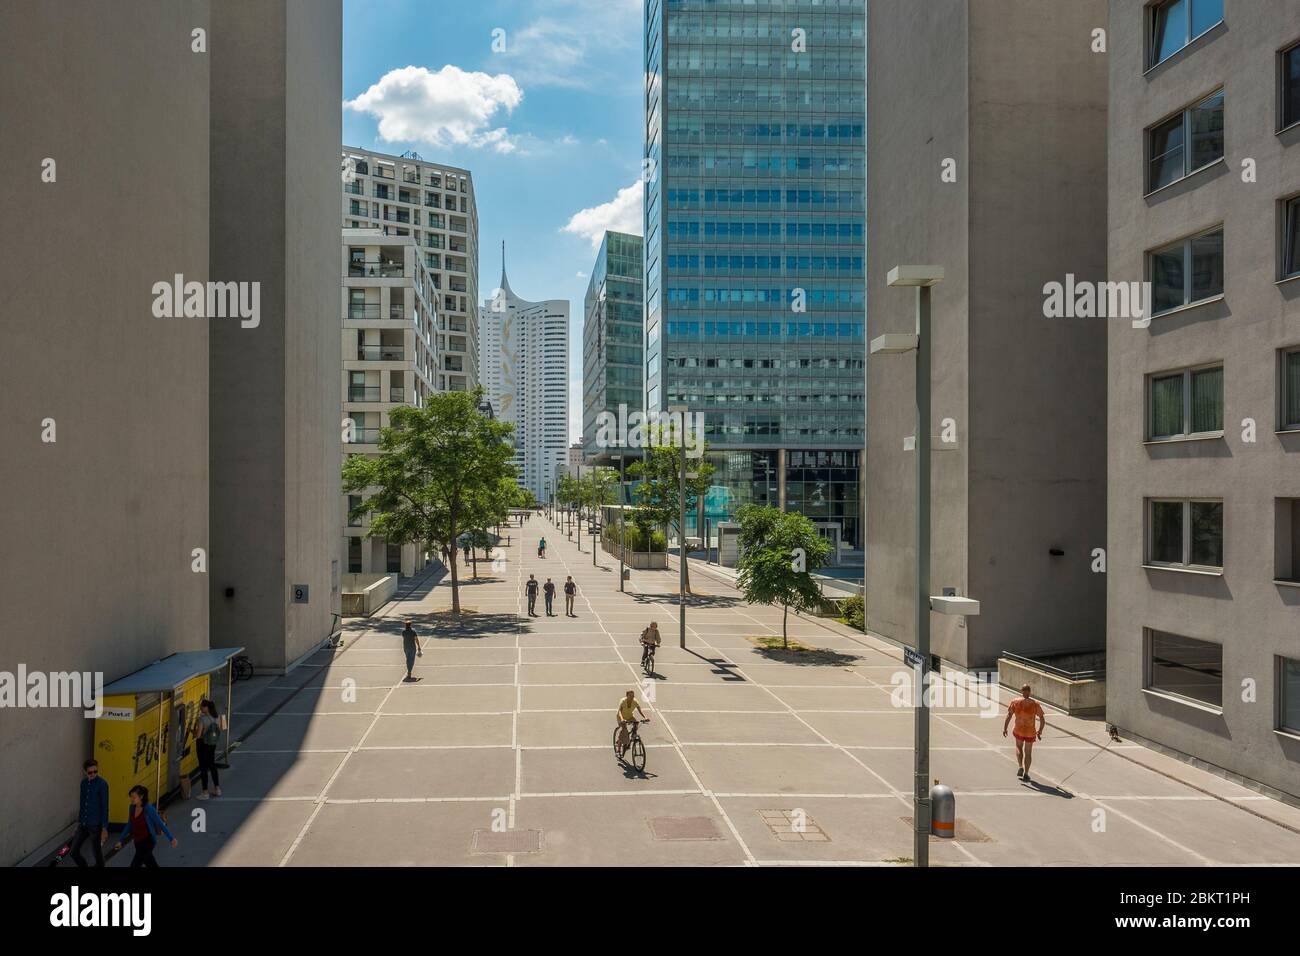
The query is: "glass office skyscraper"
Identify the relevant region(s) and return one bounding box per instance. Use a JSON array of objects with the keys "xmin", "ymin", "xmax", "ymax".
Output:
[
  {"xmin": 582, "ymin": 231, "xmax": 645, "ymax": 452},
  {"xmin": 644, "ymin": 0, "xmax": 865, "ymax": 547}
]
